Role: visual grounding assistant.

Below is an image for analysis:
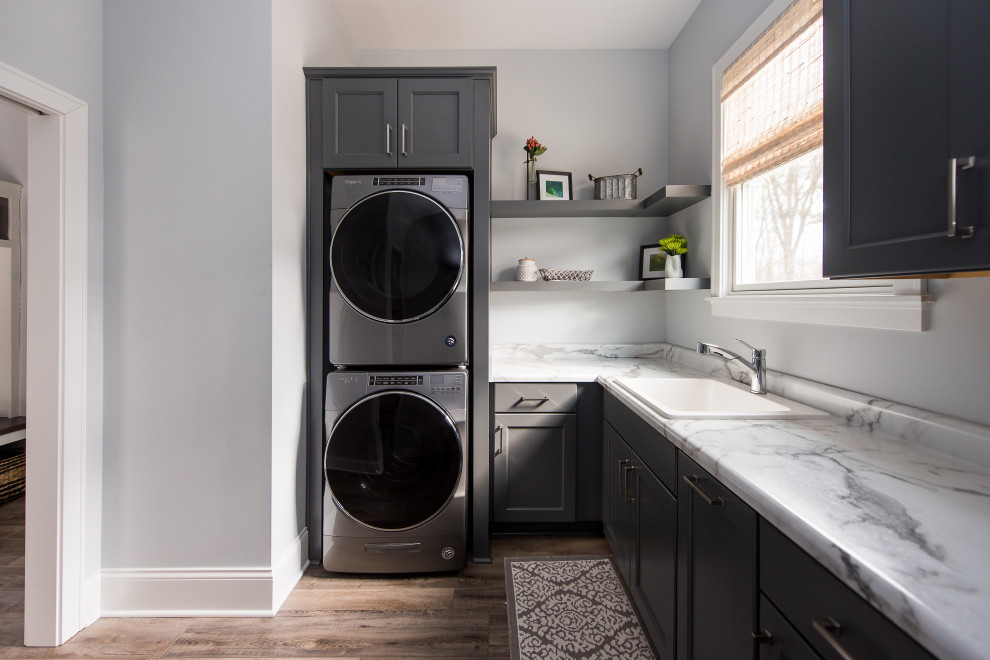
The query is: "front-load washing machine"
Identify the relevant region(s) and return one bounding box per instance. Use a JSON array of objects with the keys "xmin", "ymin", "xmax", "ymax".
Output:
[
  {"xmin": 328, "ymin": 174, "xmax": 469, "ymax": 366},
  {"xmin": 323, "ymin": 369, "xmax": 467, "ymax": 573}
]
